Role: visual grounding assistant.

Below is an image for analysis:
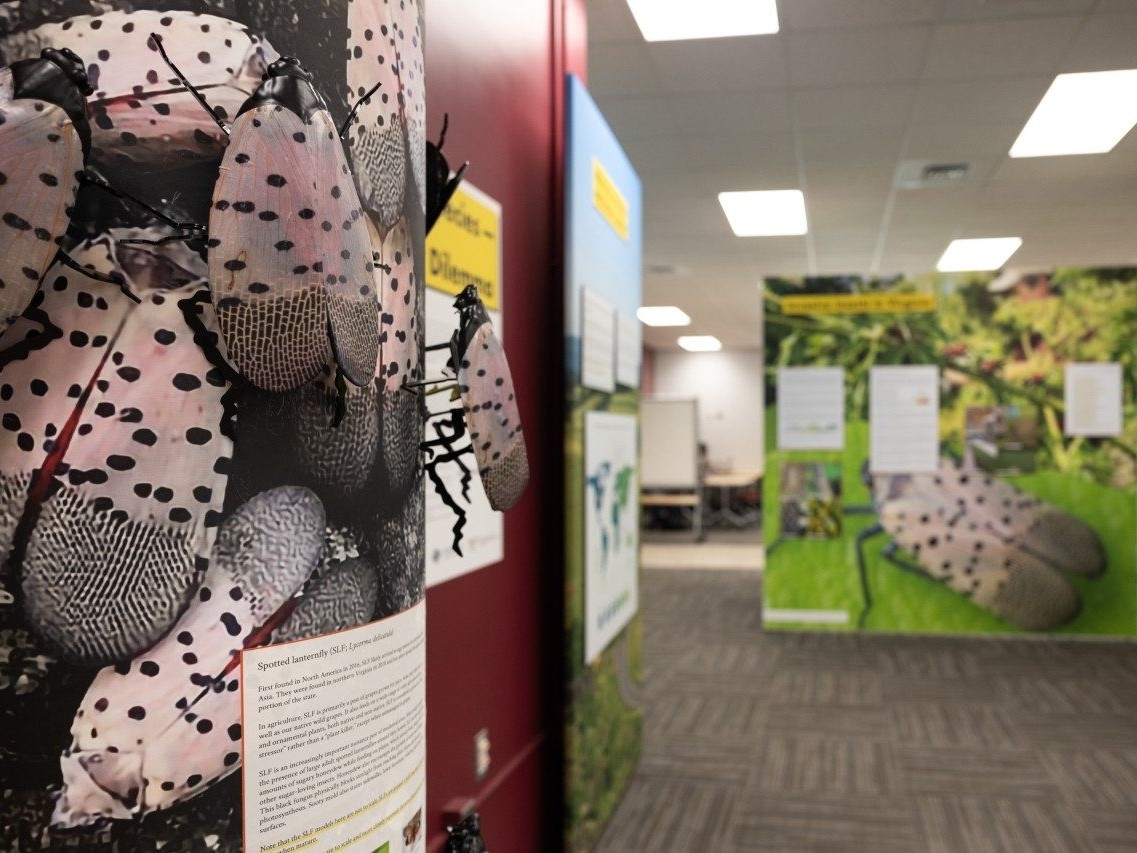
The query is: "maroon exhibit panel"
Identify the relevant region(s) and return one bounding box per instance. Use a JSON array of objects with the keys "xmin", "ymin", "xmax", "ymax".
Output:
[{"xmin": 424, "ymin": 1, "xmax": 587, "ymax": 850}]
